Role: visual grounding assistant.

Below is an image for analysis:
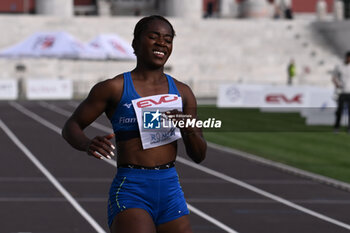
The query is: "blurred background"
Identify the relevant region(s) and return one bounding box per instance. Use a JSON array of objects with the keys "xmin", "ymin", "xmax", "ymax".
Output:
[
  {"xmin": 0, "ymin": 0, "xmax": 349, "ymax": 99},
  {"xmin": 1, "ymin": 3, "xmax": 350, "ymax": 232}
]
